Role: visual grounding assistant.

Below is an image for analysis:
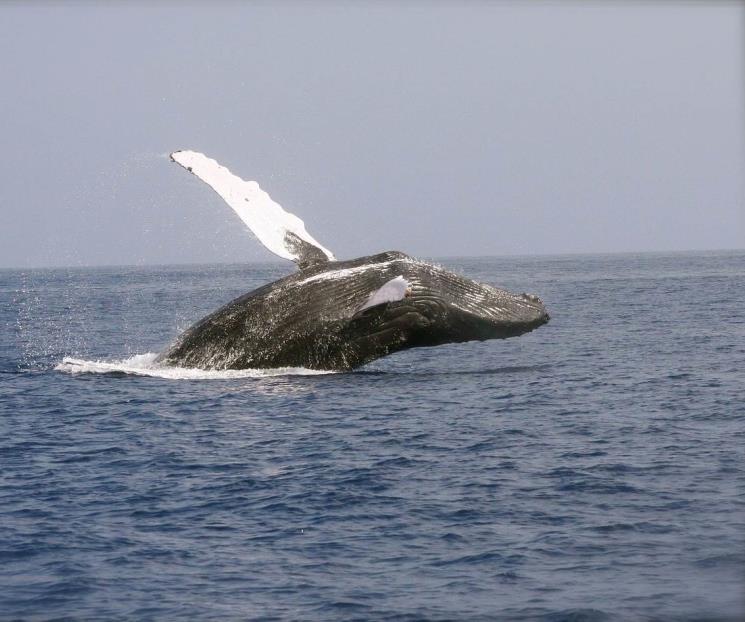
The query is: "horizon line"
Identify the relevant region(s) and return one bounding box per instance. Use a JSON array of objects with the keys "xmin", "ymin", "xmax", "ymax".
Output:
[{"xmin": 1, "ymin": 246, "xmax": 743, "ymax": 272}]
